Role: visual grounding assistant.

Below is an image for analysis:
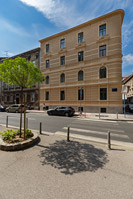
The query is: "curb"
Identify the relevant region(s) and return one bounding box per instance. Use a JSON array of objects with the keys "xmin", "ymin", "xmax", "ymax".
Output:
[{"xmin": 55, "ymin": 131, "xmax": 133, "ymax": 150}]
